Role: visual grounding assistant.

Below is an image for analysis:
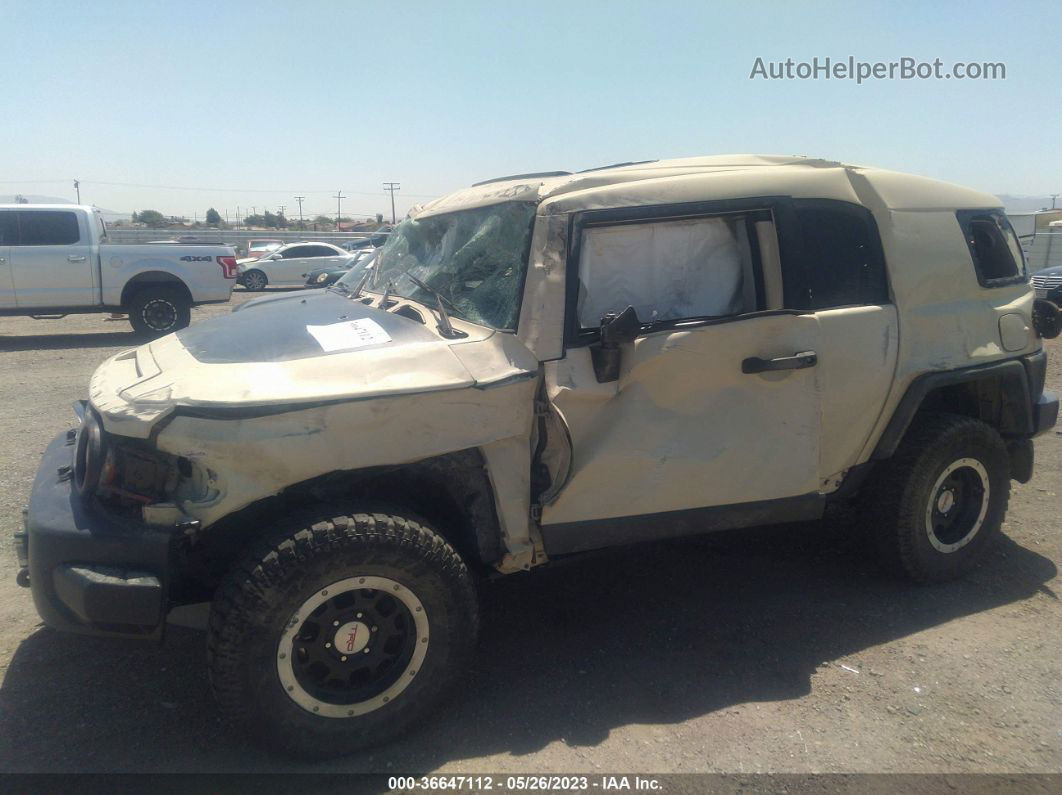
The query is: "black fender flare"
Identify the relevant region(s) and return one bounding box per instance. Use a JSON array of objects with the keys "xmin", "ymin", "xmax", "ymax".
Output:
[{"xmin": 871, "ymin": 358, "xmax": 1035, "ymax": 462}]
